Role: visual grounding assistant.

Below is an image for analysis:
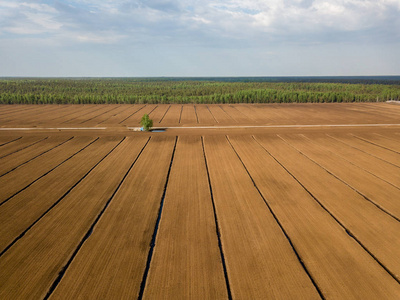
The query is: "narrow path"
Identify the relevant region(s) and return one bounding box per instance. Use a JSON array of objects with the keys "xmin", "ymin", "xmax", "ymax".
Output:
[{"xmin": 1, "ymin": 123, "xmax": 399, "ymax": 131}]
